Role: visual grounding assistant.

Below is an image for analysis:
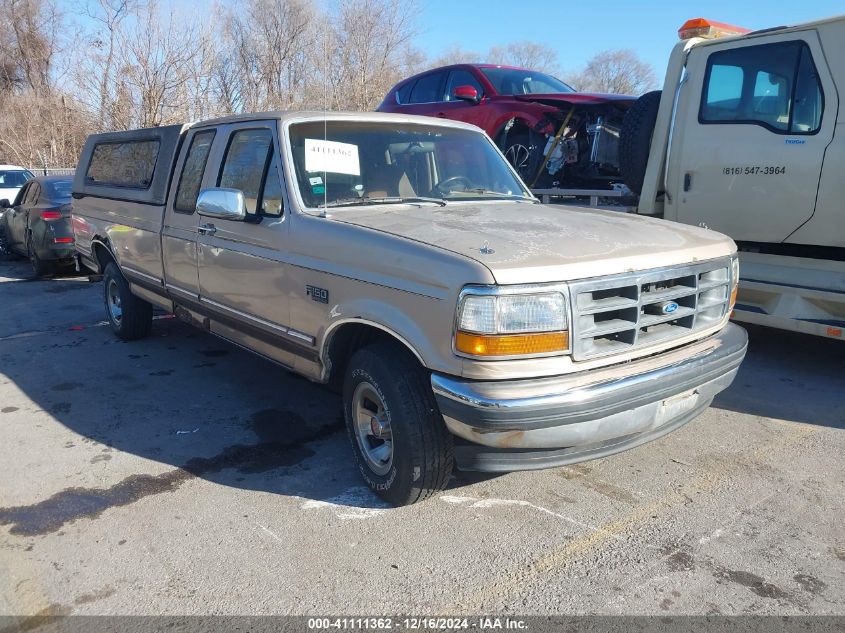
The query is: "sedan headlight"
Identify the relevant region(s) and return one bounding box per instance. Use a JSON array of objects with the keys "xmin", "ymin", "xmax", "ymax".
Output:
[{"xmin": 455, "ymin": 289, "xmax": 569, "ymax": 358}]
